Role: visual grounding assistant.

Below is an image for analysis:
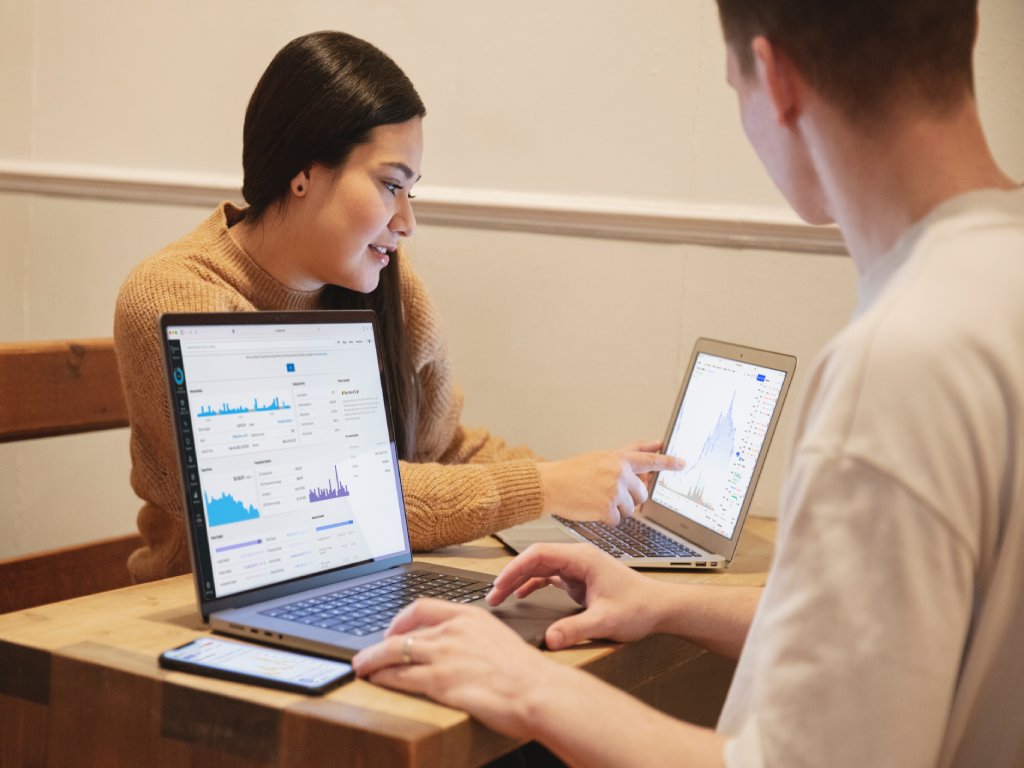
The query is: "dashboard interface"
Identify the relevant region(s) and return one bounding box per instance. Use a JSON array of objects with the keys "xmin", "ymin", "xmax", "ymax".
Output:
[{"xmin": 165, "ymin": 320, "xmax": 407, "ymax": 599}]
